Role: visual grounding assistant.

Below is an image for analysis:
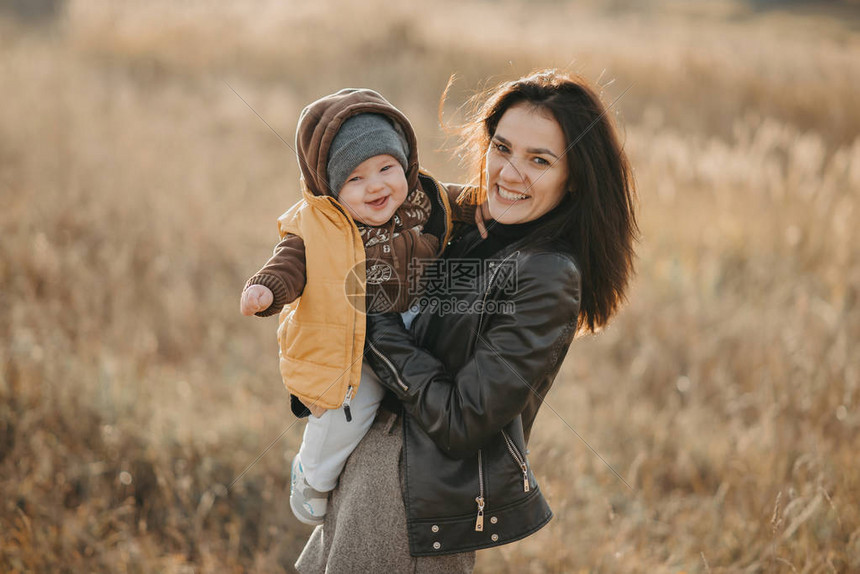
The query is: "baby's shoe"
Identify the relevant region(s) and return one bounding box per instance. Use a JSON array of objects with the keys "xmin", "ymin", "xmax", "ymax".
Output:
[{"xmin": 290, "ymin": 454, "xmax": 329, "ymax": 526}]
